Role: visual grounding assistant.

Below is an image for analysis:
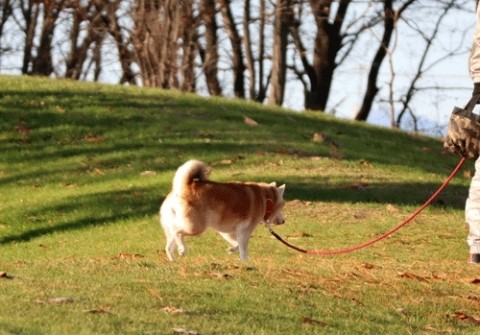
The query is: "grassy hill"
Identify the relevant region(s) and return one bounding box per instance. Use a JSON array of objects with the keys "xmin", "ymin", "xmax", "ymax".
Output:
[{"xmin": 0, "ymin": 75, "xmax": 478, "ymax": 334}]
